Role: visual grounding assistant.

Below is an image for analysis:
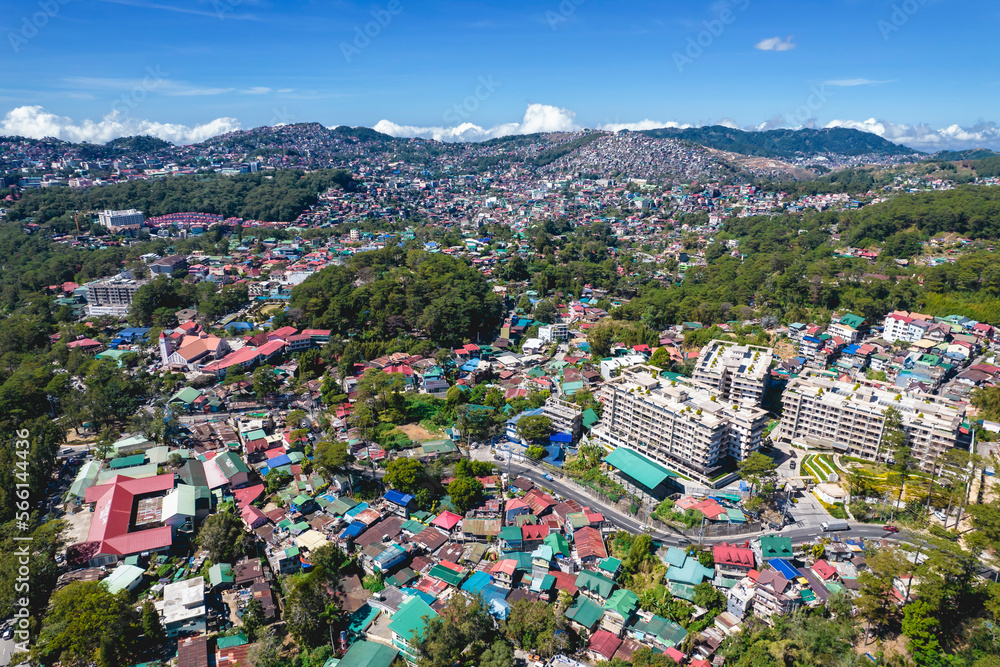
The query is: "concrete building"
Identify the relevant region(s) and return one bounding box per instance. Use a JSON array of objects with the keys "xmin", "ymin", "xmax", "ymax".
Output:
[
  {"xmin": 85, "ymin": 274, "xmax": 147, "ymax": 317},
  {"xmin": 692, "ymin": 340, "xmax": 772, "ymax": 407},
  {"xmin": 539, "ymin": 323, "xmax": 569, "ymax": 343},
  {"xmin": 599, "ymin": 354, "xmax": 648, "ymax": 381},
  {"xmin": 159, "ymin": 576, "xmax": 206, "ymax": 638},
  {"xmin": 591, "ymin": 366, "xmax": 769, "ymax": 481},
  {"xmin": 777, "ymin": 373, "xmax": 968, "ymax": 471},
  {"xmin": 98, "ymin": 209, "xmax": 144, "ymax": 232},
  {"xmin": 542, "ymin": 397, "xmax": 583, "ymax": 442},
  {"xmin": 883, "ymin": 311, "xmax": 934, "ymax": 344}
]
